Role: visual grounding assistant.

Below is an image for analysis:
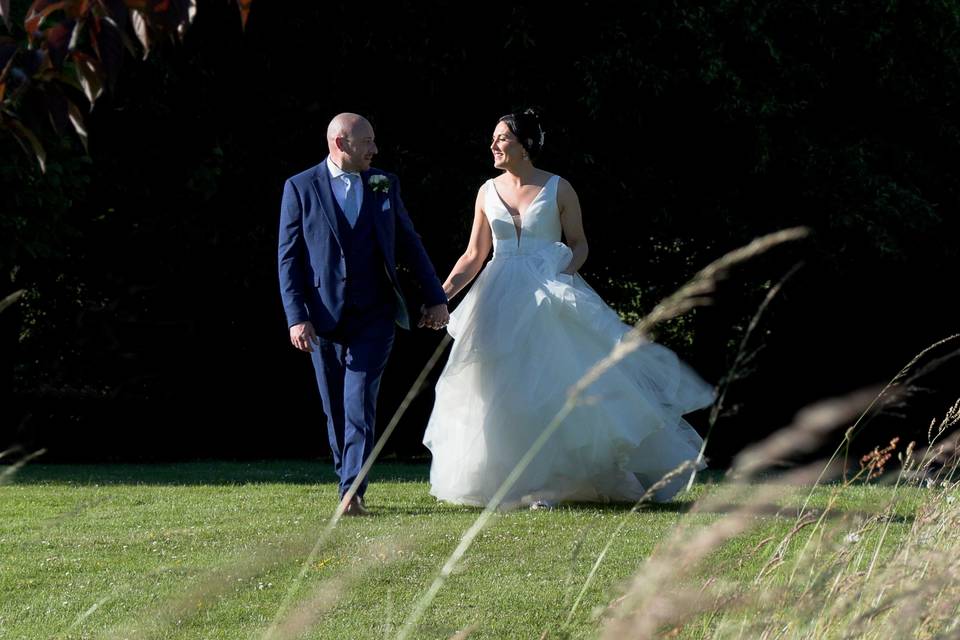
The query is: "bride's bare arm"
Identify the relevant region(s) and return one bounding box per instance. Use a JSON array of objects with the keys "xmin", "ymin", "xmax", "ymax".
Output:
[
  {"xmin": 442, "ymin": 188, "xmax": 493, "ymax": 300},
  {"xmin": 558, "ymin": 178, "xmax": 588, "ymax": 274}
]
